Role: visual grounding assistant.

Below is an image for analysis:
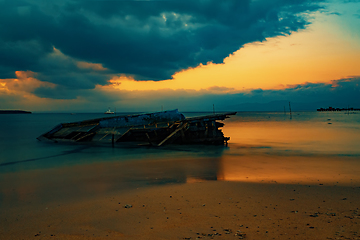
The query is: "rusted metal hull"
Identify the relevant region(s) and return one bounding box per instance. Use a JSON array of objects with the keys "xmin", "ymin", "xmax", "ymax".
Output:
[{"xmin": 37, "ymin": 110, "xmax": 236, "ymax": 146}]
